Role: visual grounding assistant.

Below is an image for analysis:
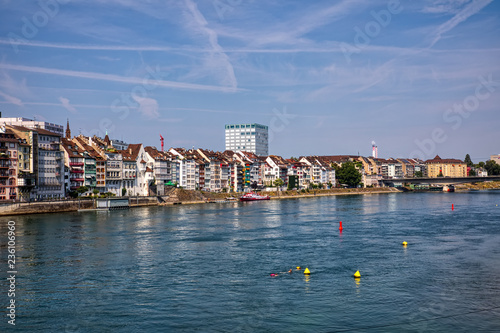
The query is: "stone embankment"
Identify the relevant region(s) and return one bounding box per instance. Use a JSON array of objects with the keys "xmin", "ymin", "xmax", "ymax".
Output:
[{"xmin": 1, "ymin": 187, "xmax": 401, "ymax": 216}]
